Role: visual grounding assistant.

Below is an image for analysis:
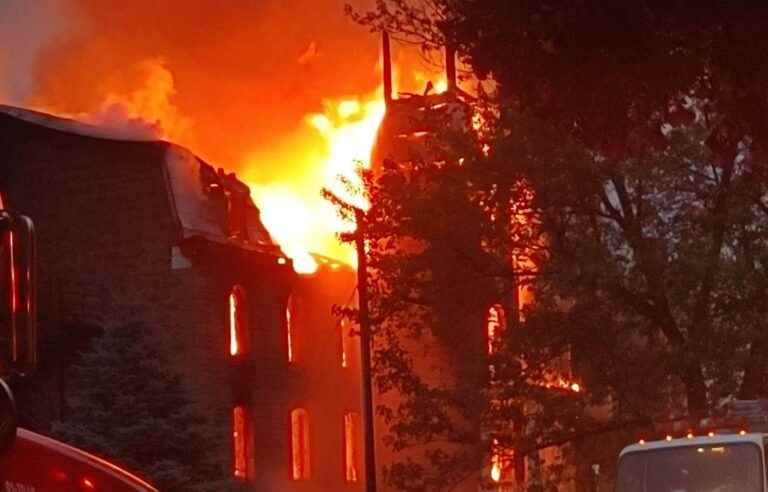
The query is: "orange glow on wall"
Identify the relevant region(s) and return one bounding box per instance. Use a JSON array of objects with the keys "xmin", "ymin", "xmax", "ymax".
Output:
[
  {"xmin": 344, "ymin": 412, "xmax": 361, "ymax": 482},
  {"xmin": 290, "ymin": 408, "xmax": 311, "ymax": 480},
  {"xmin": 486, "ymin": 304, "xmax": 505, "ymax": 355},
  {"xmin": 233, "ymin": 405, "xmax": 248, "ymax": 478},
  {"xmin": 286, "ymin": 295, "xmax": 295, "ymax": 362},
  {"xmin": 229, "ymin": 285, "xmax": 247, "ymax": 356}
]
